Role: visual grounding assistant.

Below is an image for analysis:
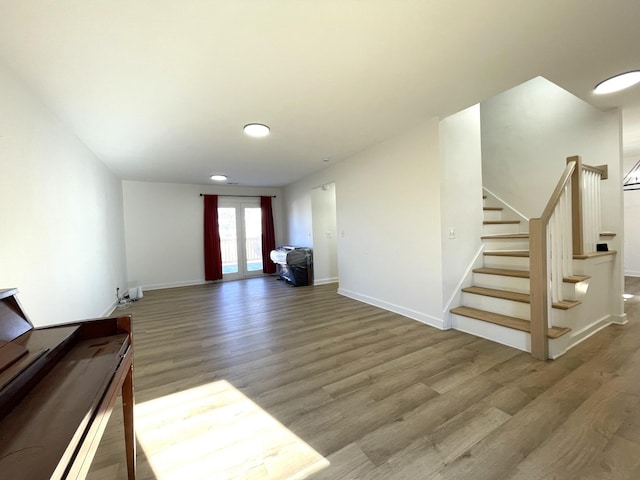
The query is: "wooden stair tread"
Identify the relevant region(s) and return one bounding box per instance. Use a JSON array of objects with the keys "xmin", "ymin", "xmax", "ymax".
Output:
[
  {"xmin": 481, "ymin": 233, "xmax": 529, "ymax": 239},
  {"xmin": 450, "ymin": 306, "xmax": 571, "ymax": 339},
  {"xmin": 483, "ymin": 220, "xmax": 520, "ymax": 225},
  {"xmin": 473, "ymin": 267, "xmax": 530, "ymax": 278},
  {"xmin": 552, "ymin": 299, "xmax": 582, "ymax": 310},
  {"xmin": 473, "ymin": 268, "xmax": 591, "ymax": 284},
  {"xmin": 461, "ymin": 286, "xmax": 581, "ymax": 310},
  {"xmin": 573, "ymin": 250, "xmax": 617, "ymax": 259},
  {"xmin": 462, "ymin": 286, "xmax": 529, "ymax": 303},
  {"xmin": 563, "ymin": 274, "xmax": 591, "ymax": 283},
  {"xmin": 483, "ymin": 250, "xmax": 530, "ymax": 257},
  {"xmin": 483, "ymin": 207, "xmax": 503, "ymax": 211}
]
